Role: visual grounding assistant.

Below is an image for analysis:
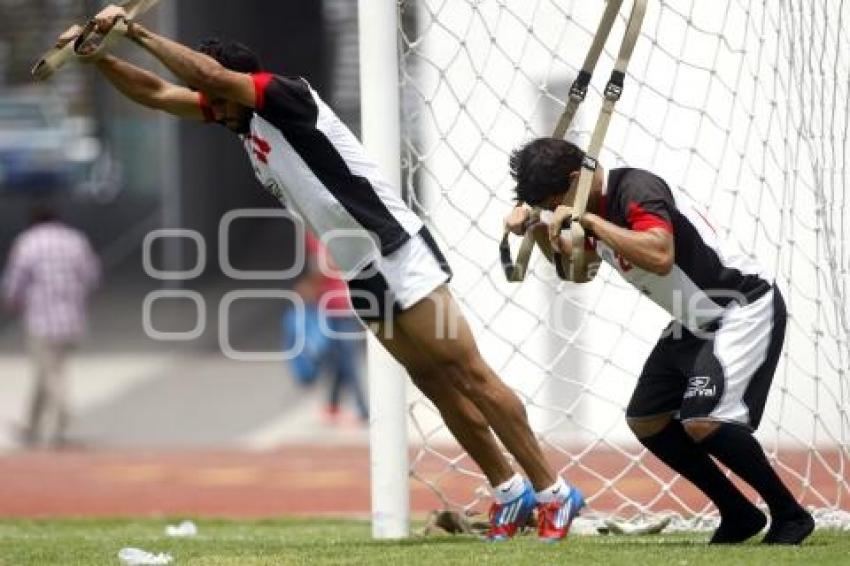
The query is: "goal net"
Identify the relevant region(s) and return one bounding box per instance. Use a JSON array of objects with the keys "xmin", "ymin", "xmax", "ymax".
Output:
[{"xmin": 396, "ymin": 0, "xmax": 850, "ymax": 529}]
